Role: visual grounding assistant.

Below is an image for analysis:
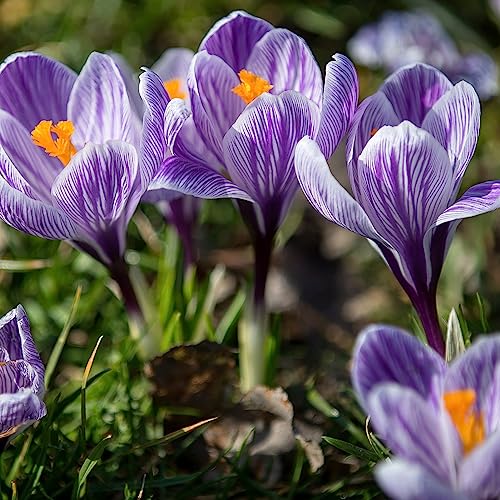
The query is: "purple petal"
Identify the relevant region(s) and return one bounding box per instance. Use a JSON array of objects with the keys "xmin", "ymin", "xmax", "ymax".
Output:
[
  {"xmin": 316, "ymin": 54, "xmax": 358, "ymax": 160},
  {"xmin": 0, "ymin": 391, "xmax": 46, "ymax": 436},
  {"xmin": 108, "ymin": 52, "xmax": 144, "ymax": 118},
  {"xmin": 0, "ymin": 305, "xmax": 45, "ymax": 389},
  {"xmin": 380, "ymin": 63, "xmax": 453, "ymax": 126},
  {"xmin": 188, "ymin": 51, "xmax": 244, "ymax": 162},
  {"xmin": 199, "ymin": 10, "xmax": 273, "ymax": 72},
  {"xmin": 352, "ymin": 325, "xmax": 446, "ymax": 410},
  {"xmin": 375, "ymin": 459, "xmax": 466, "ymax": 500},
  {"xmin": 68, "ymin": 52, "xmax": 140, "ymax": 148},
  {"xmin": 356, "ymin": 122, "xmax": 453, "ymax": 257},
  {"xmin": 436, "ymin": 180, "xmax": 500, "ymax": 226},
  {"xmin": 0, "ymin": 175, "xmax": 76, "ymax": 240},
  {"xmin": 151, "ymin": 47, "xmax": 194, "ymax": 83},
  {"xmin": 445, "ymin": 334, "xmax": 500, "ymax": 432},
  {"xmin": 51, "ymin": 141, "xmax": 140, "ymax": 264},
  {"xmin": 223, "ymin": 91, "xmax": 320, "ymax": 226},
  {"xmin": 148, "ymin": 156, "xmax": 252, "ymax": 201},
  {"xmin": 488, "ymin": 366, "xmax": 500, "ymax": 433},
  {"xmin": 0, "ymin": 110, "xmax": 59, "ymax": 201},
  {"xmin": 165, "ymin": 99, "xmax": 221, "ymax": 168},
  {"xmin": 346, "ymin": 91, "xmax": 399, "ymax": 196},
  {"xmin": 295, "ymin": 137, "xmax": 382, "ymax": 241},
  {"xmin": 139, "ymin": 69, "xmax": 170, "ymax": 186},
  {"xmin": 459, "ymin": 431, "xmax": 500, "ymax": 499},
  {"xmin": 0, "ymin": 52, "xmax": 76, "ymax": 131},
  {"xmin": 368, "ymin": 384, "xmax": 459, "ymax": 484},
  {"xmin": 246, "ymin": 29, "xmax": 323, "ymax": 107},
  {"xmin": 422, "ymin": 81, "xmax": 480, "ymax": 191}
]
